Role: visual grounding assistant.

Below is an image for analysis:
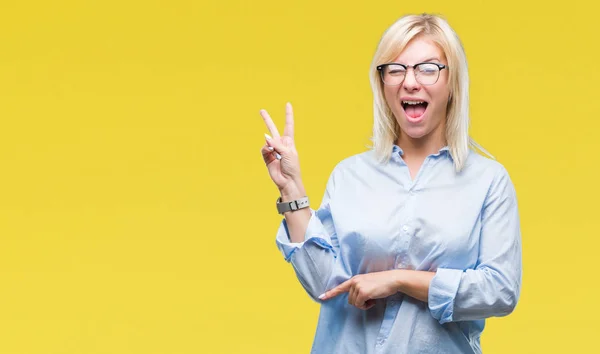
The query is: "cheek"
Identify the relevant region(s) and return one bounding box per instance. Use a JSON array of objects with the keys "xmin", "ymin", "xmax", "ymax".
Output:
[
  {"xmin": 383, "ymin": 87, "xmax": 400, "ymax": 109},
  {"xmin": 428, "ymin": 86, "xmax": 450, "ymax": 107},
  {"xmin": 383, "ymin": 88, "xmax": 392, "ymax": 103}
]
